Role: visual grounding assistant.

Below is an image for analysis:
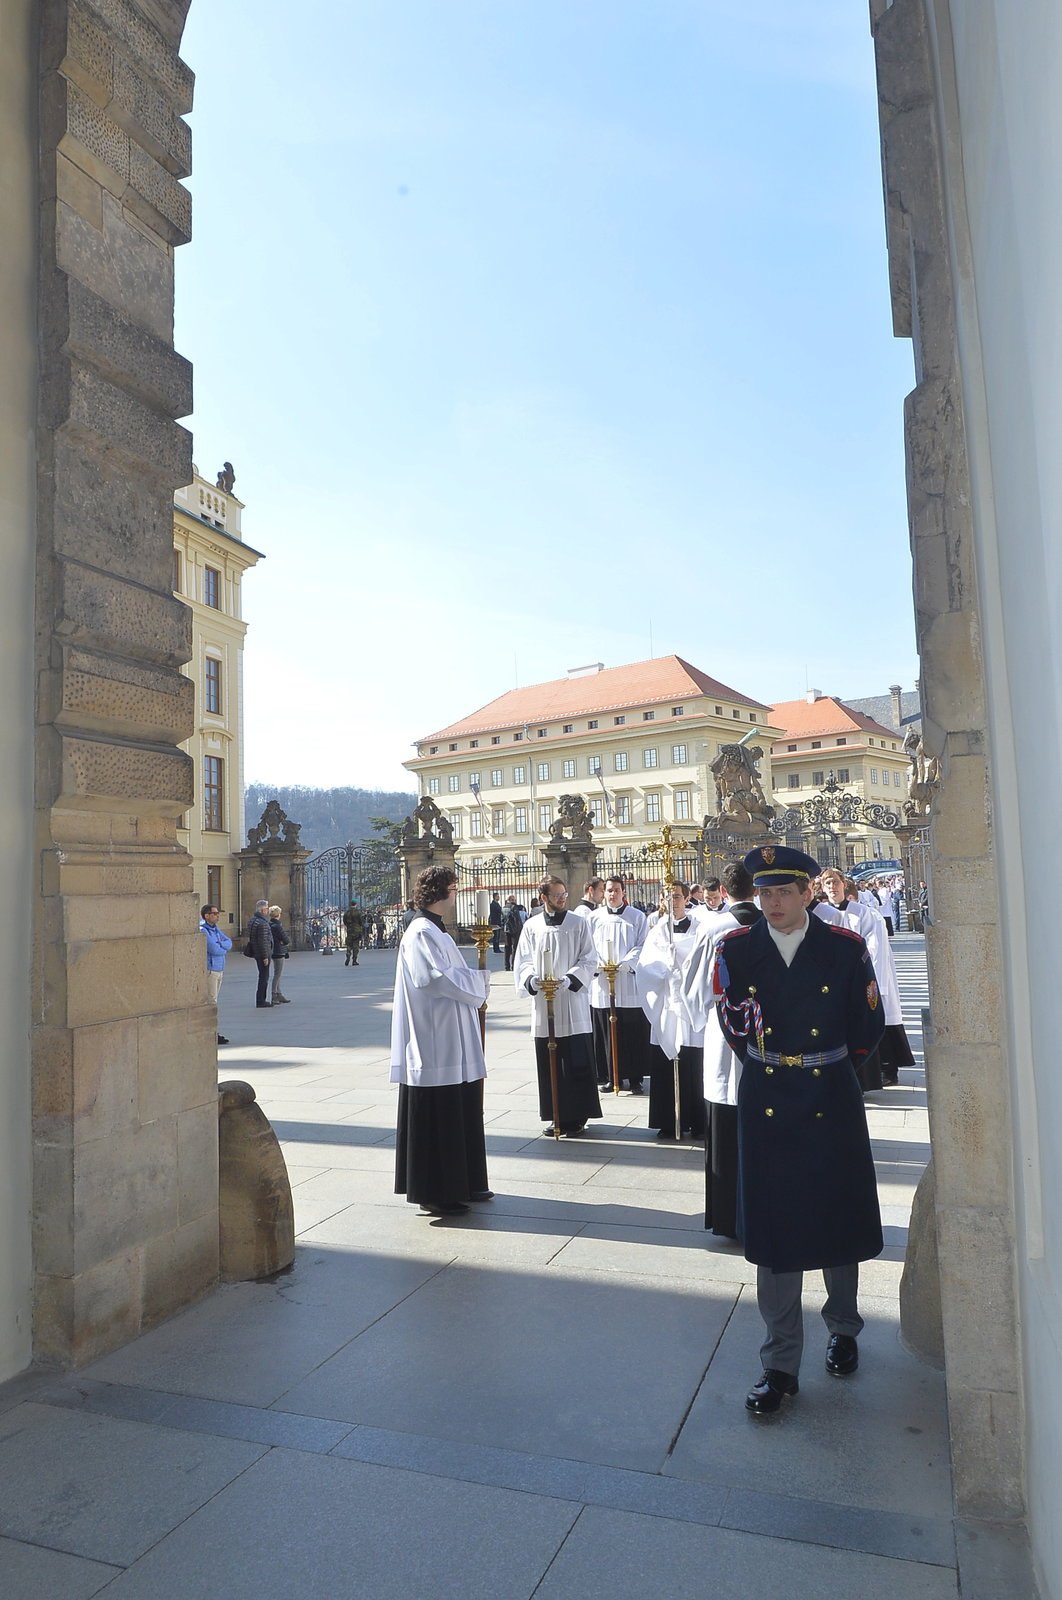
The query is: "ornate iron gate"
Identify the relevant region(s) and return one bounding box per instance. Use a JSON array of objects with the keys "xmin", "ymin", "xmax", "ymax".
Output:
[{"xmin": 290, "ymin": 842, "xmax": 402, "ymax": 951}]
